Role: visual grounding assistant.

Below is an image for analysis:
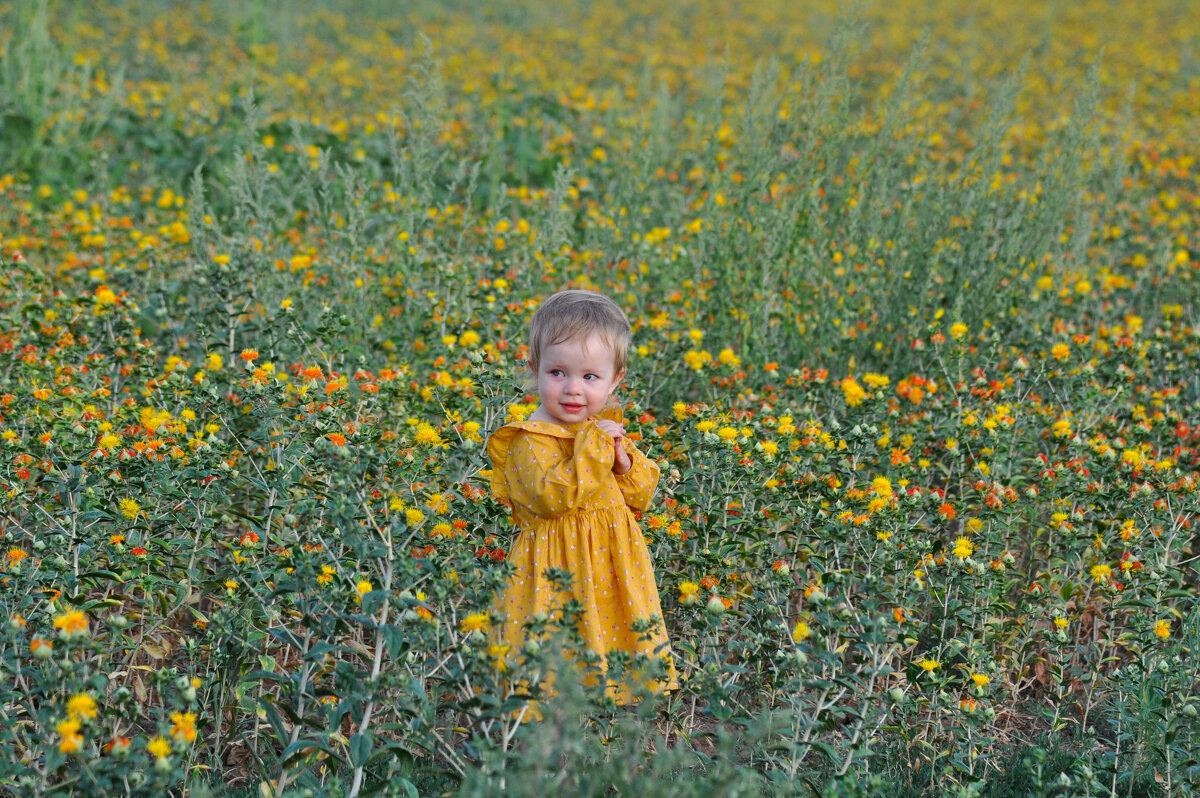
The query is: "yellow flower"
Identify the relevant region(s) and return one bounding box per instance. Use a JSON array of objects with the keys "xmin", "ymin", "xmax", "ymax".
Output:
[
  {"xmin": 507, "ymin": 403, "xmax": 534, "ymax": 422},
  {"xmin": 1154, "ymin": 620, "xmax": 1171, "ymax": 639},
  {"xmin": 147, "ymin": 736, "xmax": 171, "ymax": 759},
  {"xmin": 696, "ymin": 420, "xmax": 717, "ymax": 433},
  {"xmin": 1051, "ymin": 343, "xmax": 1071, "ymax": 360},
  {"xmin": 355, "ymin": 580, "xmax": 373, "ymax": 602},
  {"xmin": 460, "ymin": 613, "xmax": 490, "ymax": 633},
  {"xmin": 683, "ymin": 349, "xmax": 711, "ymax": 370},
  {"xmin": 917, "ymin": 658, "xmax": 940, "ymax": 674},
  {"xmin": 317, "ymin": 565, "xmax": 335, "ymax": 585},
  {"xmin": 413, "ymin": 423, "xmax": 442, "ymax": 446},
  {"xmin": 1054, "ymin": 617, "xmax": 1069, "ymax": 630},
  {"xmin": 170, "ymin": 712, "xmax": 198, "ymax": 743},
  {"xmin": 1089, "ymin": 564, "xmax": 1111, "ymax": 583},
  {"xmin": 841, "ymin": 377, "xmax": 866, "ymax": 407},
  {"xmin": 678, "ymin": 581, "xmax": 700, "ymax": 606},
  {"xmin": 119, "ymin": 498, "xmax": 140, "ymax": 519},
  {"xmin": 53, "ymin": 609, "xmax": 89, "ymax": 638},
  {"xmin": 949, "ymin": 323, "xmax": 968, "ymax": 340},
  {"xmin": 67, "ymin": 693, "xmax": 98, "ymax": 720},
  {"xmin": 872, "ymin": 477, "xmax": 893, "ymax": 498},
  {"xmin": 716, "ymin": 426, "xmax": 738, "ymax": 442},
  {"xmin": 405, "ymin": 508, "xmax": 425, "ymax": 526},
  {"xmin": 56, "ymin": 717, "xmax": 83, "ymax": 754},
  {"xmin": 952, "ymin": 537, "xmax": 974, "ymax": 559},
  {"xmin": 488, "ymin": 644, "xmax": 511, "ymax": 672},
  {"xmin": 791, "ymin": 620, "xmax": 811, "ymax": 643},
  {"xmin": 971, "ymin": 673, "xmax": 989, "ymax": 688}
]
